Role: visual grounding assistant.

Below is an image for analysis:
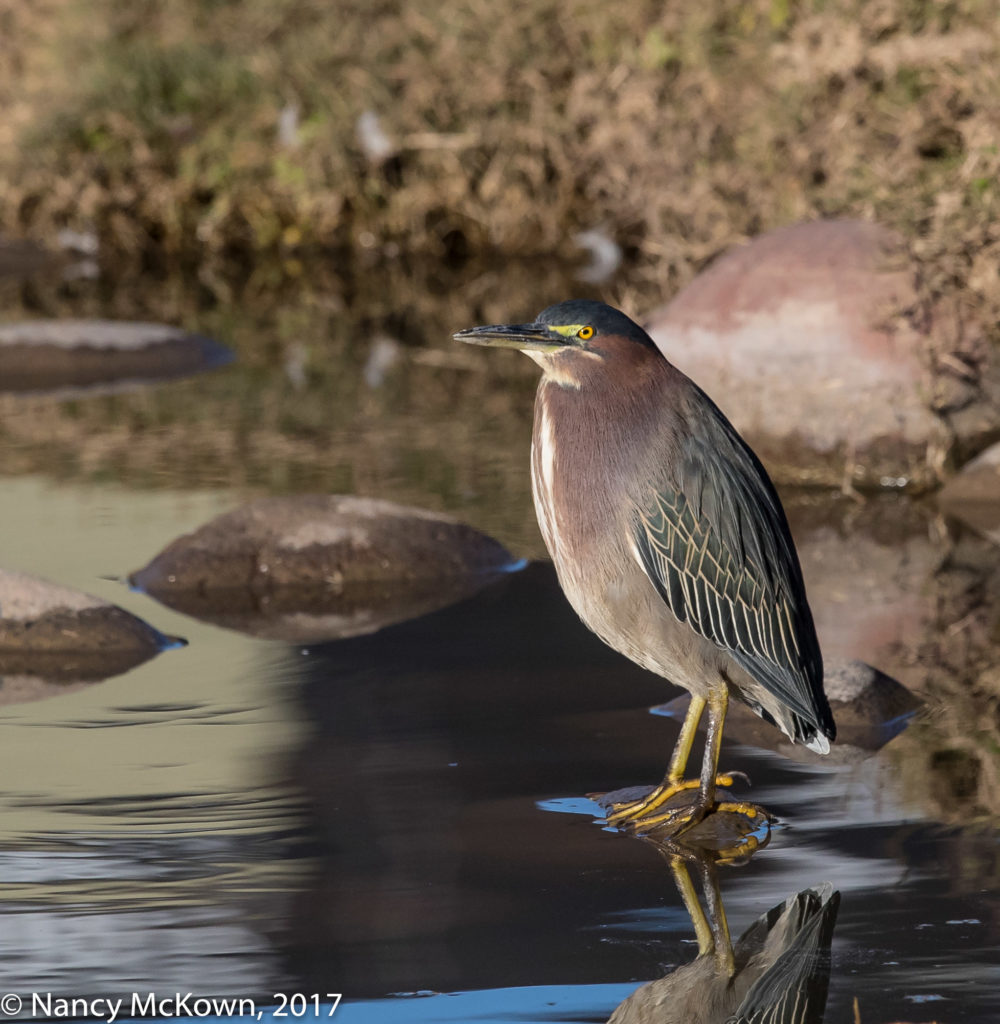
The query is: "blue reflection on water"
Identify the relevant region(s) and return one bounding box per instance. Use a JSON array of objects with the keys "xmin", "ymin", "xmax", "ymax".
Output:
[
  {"xmin": 534, "ymin": 796, "xmax": 604, "ymax": 817},
  {"xmin": 118, "ymin": 983, "xmax": 636, "ymax": 1024}
]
